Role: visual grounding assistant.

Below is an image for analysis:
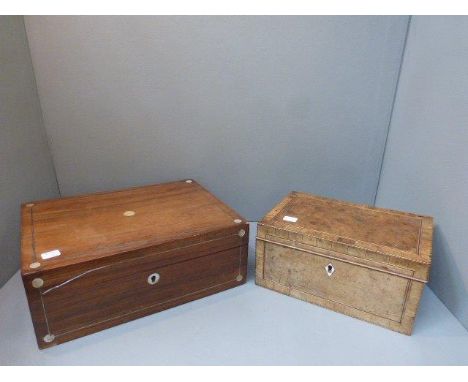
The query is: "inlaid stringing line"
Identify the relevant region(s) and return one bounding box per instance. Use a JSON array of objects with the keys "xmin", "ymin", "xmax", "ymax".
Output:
[
  {"xmin": 40, "ymin": 233, "xmax": 239, "ymax": 295},
  {"xmin": 263, "ymin": 278, "xmax": 406, "ymax": 323},
  {"xmin": 237, "ymin": 242, "xmax": 243, "ymax": 276},
  {"xmin": 30, "ymin": 206, "xmax": 37, "ymax": 262},
  {"xmin": 41, "ymin": 265, "xmax": 109, "ymax": 295},
  {"xmin": 54, "ymin": 278, "xmax": 237, "ymax": 338},
  {"xmin": 268, "ymin": 197, "xmax": 425, "ymax": 259},
  {"xmin": 39, "ymin": 233, "xmax": 243, "ymax": 337},
  {"xmin": 256, "ymin": 237, "xmax": 426, "ymax": 283}
]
